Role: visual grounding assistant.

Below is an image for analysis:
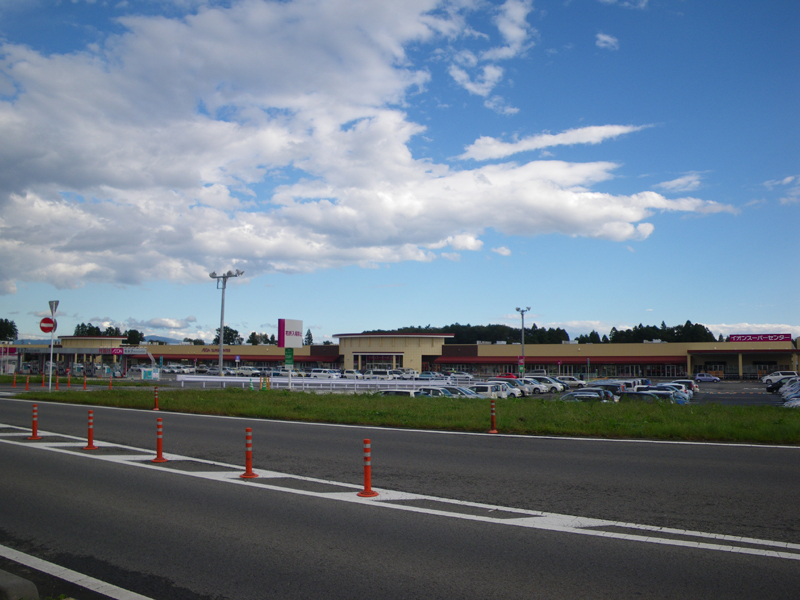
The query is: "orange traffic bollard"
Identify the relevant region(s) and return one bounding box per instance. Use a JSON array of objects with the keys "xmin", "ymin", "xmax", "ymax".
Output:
[
  {"xmin": 27, "ymin": 404, "xmax": 42, "ymax": 440},
  {"xmin": 25, "ymin": 375, "xmax": 30, "ymax": 391},
  {"xmin": 240, "ymin": 428, "xmax": 258, "ymax": 479},
  {"xmin": 489, "ymin": 399, "xmax": 498, "ymax": 434},
  {"xmin": 151, "ymin": 418, "xmax": 168, "ymax": 463},
  {"xmin": 41, "ymin": 373, "xmax": 45, "ymax": 388},
  {"xmin": 153, "ymin": 386, "xmax": 160, "ymax": 411},
  {"xmin": 12, "ymin": 373, "xmax": 16, "ymax": 388},
  {"xmin": 357, "ymin": 439, "xmax": 379, "ymax": 497},
  {"xmin": 83, "ymin": 374, "xmax": 87, "ymax": 390},
  {"xmin": 83, "ymin": 410, "xmax": 98, "ymax": 450}
]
